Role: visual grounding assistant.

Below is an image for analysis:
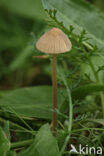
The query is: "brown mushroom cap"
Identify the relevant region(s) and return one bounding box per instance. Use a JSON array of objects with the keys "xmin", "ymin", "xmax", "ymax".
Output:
[{"xmin": 36, "ymin": 28, "xmax": 72, "ymax": 54}]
